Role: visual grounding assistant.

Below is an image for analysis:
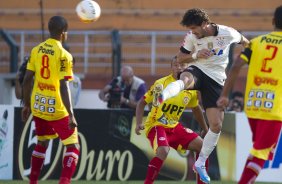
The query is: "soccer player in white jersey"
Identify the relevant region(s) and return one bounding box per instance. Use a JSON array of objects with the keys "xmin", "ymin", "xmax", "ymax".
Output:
[{"xmin": 157, "ymin": 8, "xmax": 249, "ymax": 183}]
